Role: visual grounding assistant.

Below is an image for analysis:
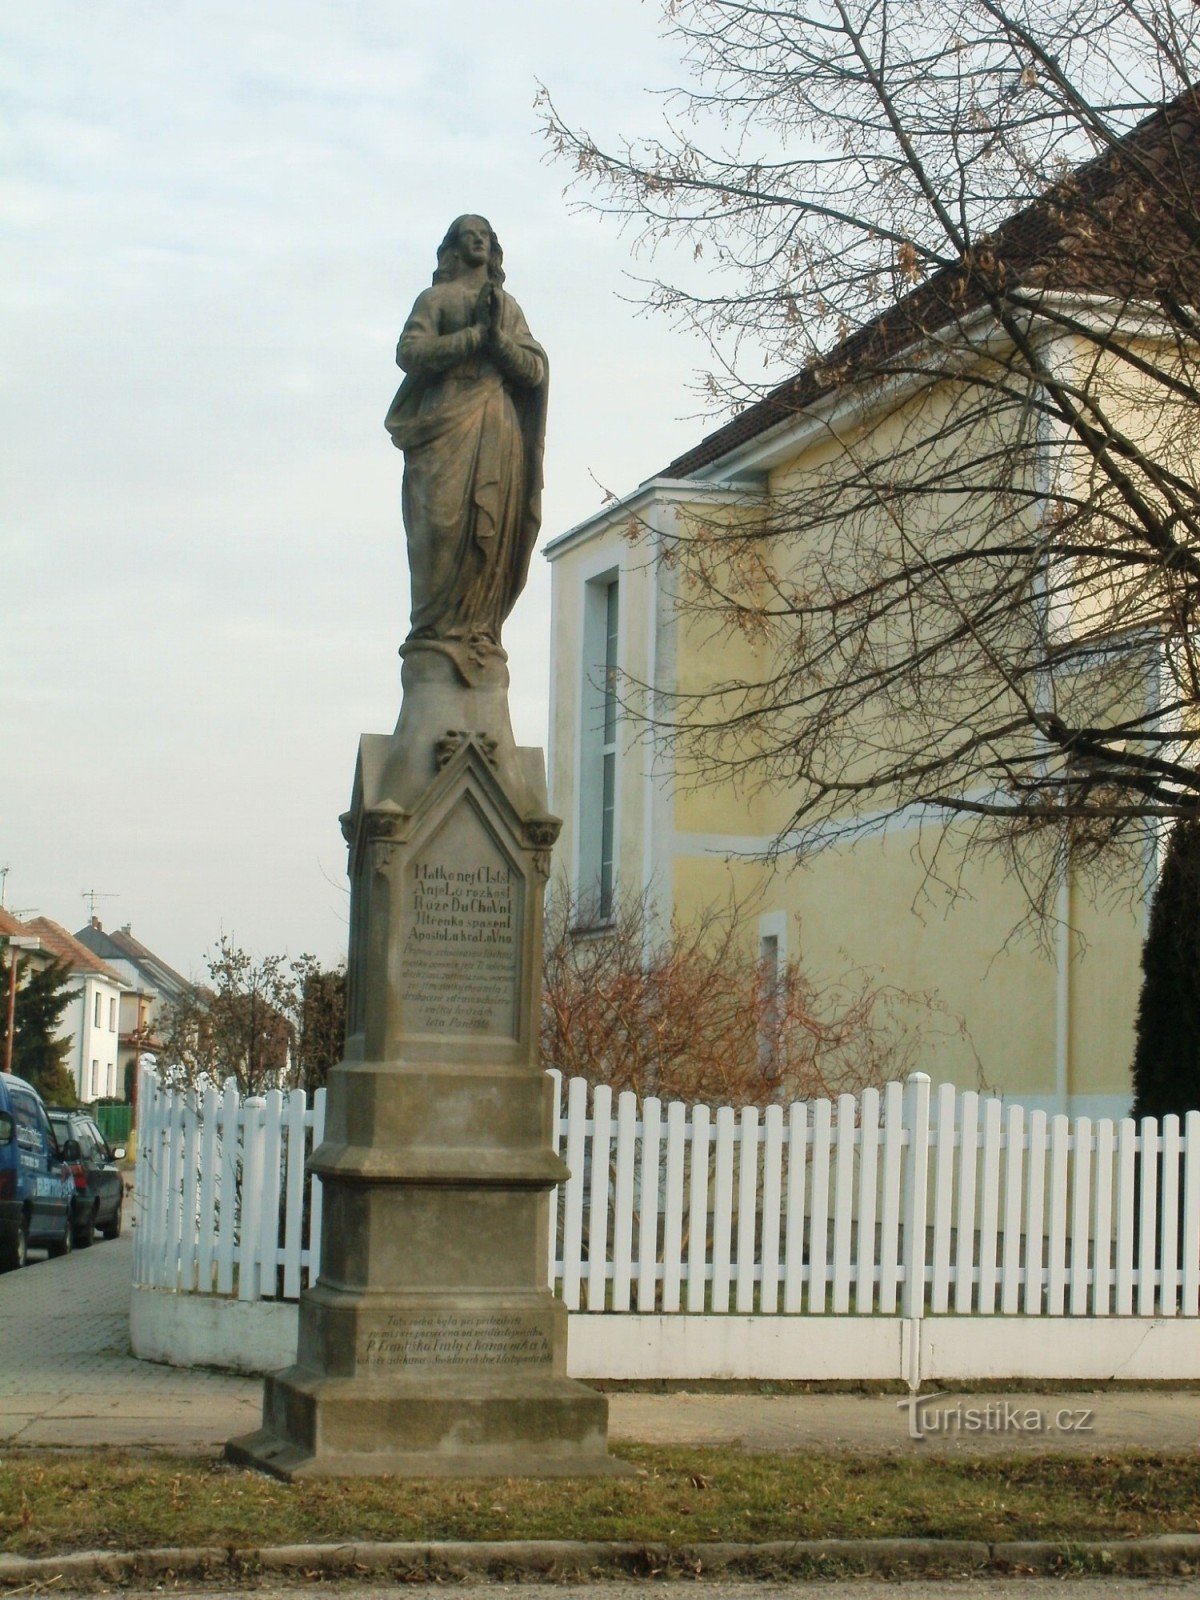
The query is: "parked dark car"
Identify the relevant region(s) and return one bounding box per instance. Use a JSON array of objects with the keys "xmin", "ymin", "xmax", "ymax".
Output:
[
  {"xmin": 47, "ymin": 1109, "xmax": 125, "ymax": 1247},
  {"xmin": 0, "ymin": 1072, "xmax": 74, "ymax": 1269}
]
